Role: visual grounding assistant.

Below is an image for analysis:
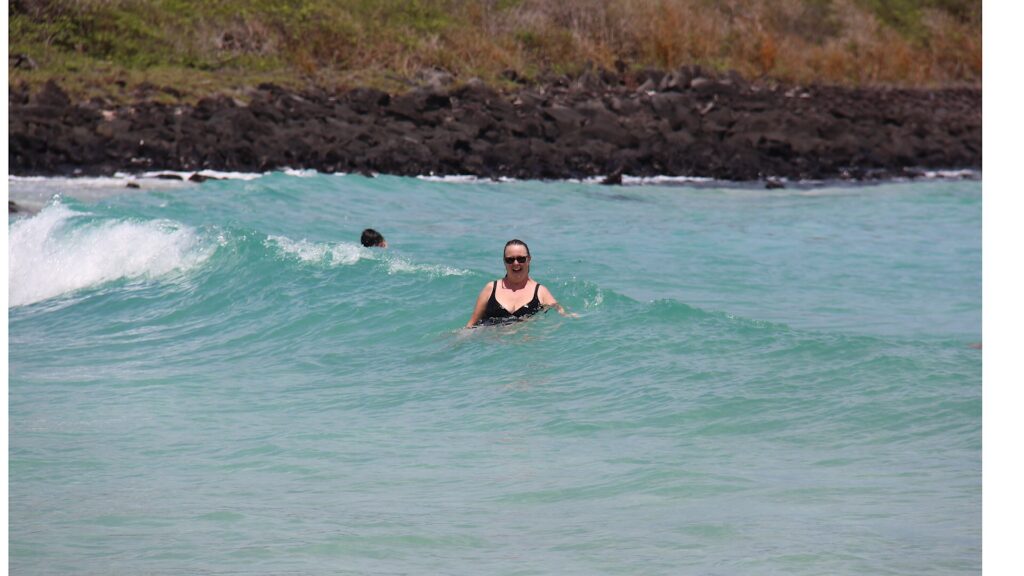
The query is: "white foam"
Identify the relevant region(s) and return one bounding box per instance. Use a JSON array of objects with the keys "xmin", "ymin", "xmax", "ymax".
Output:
[
  {"xmin": 9, "ymin": 175, "xmax": 190, "ymax": 210},
  {"xmin": 8, "ymin": 202, "xmax": 211, "ymax": 307},
  {"xmin": 417, "ymin": 174, "xmax": 484, "ymax": 183},
  {"xmin": 619, "ymin": 175, "xmax": 716, "ymax": 185},
  {"xmin": 138, "ymin": 170, "xmax": 264, "ymax": 181},
  {"xmin": 383, "ymin": 257, "xmax": 469, "ymax": 277},
  {"xmin": 416, "ymin": 174, "xmax": 519, "ymax": 183},
  {"xmin": 9, "ymin": 175, "xmax": 132, "ymax": 184},
  {"xmin": 280, "ymin": 168, "xmax": 319, "ymax": 178},
  {"xmin": 11, "ymin": 169, "xmax": 303, "ymax": 185},
  {"xmin": 266, "ymin": 235, "xmax": 365, "ymax": 266},
  {"xmin": 417, "ymin": 173, "xmax": 721, "ymax": 185},
  {"xmin": 921, "ymin": 169, "xmax": 980, "ymax": 179},
  {"xmin": 10, "ymin": 174, "xmax": 188, "ymax": 195},
  {"xmin": 264, "ymin": 235, "xmax": 468, "ymax": 276}
]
